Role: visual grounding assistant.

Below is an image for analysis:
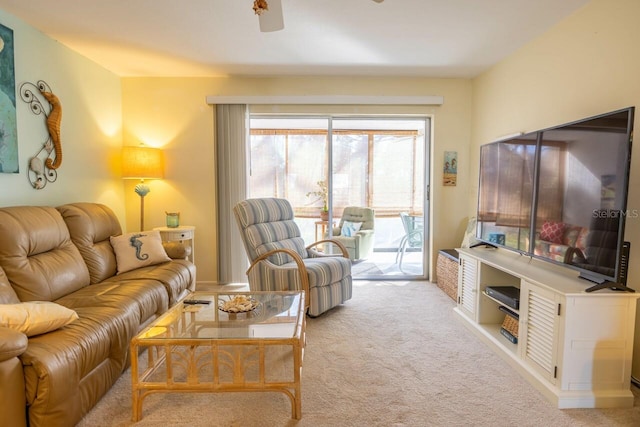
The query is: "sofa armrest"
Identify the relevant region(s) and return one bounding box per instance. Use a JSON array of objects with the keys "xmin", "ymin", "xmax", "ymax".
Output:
[
  {"xmin": 0, "ymin": 326, "xmax": 28, "ymax": 362},
  {"xmin": 162, "ymin": 241, "xmax": 192, "ymax": 260},
  {"xmin": 0, "ymin": 326, "xmax": 28, "ymax": 427}
]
